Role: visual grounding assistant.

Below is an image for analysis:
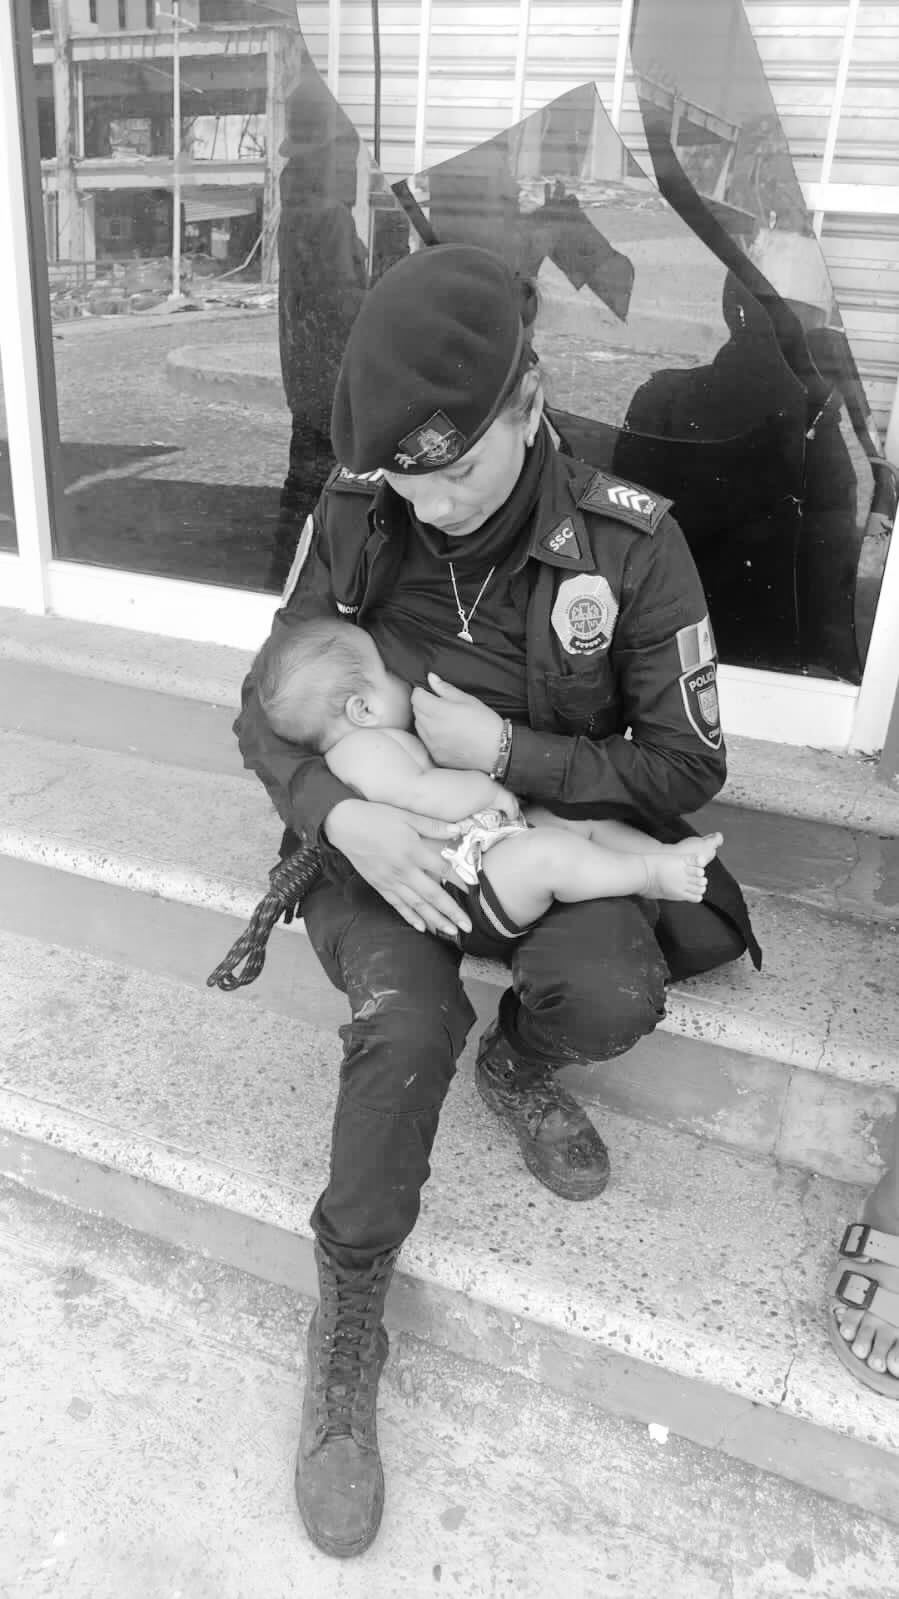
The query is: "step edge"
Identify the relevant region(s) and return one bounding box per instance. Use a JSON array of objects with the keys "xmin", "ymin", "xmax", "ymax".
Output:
[
  {"xmin": 2, "ymin": 622, "xmax": 898, "ymax": 834},
  {"xmin": 2, "ymin": 830, "xmax": 894, "ymax": 1092},
  {"xmin": 2, "ymin": 1088, "xmax": 897, "ymax": 1522}
]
